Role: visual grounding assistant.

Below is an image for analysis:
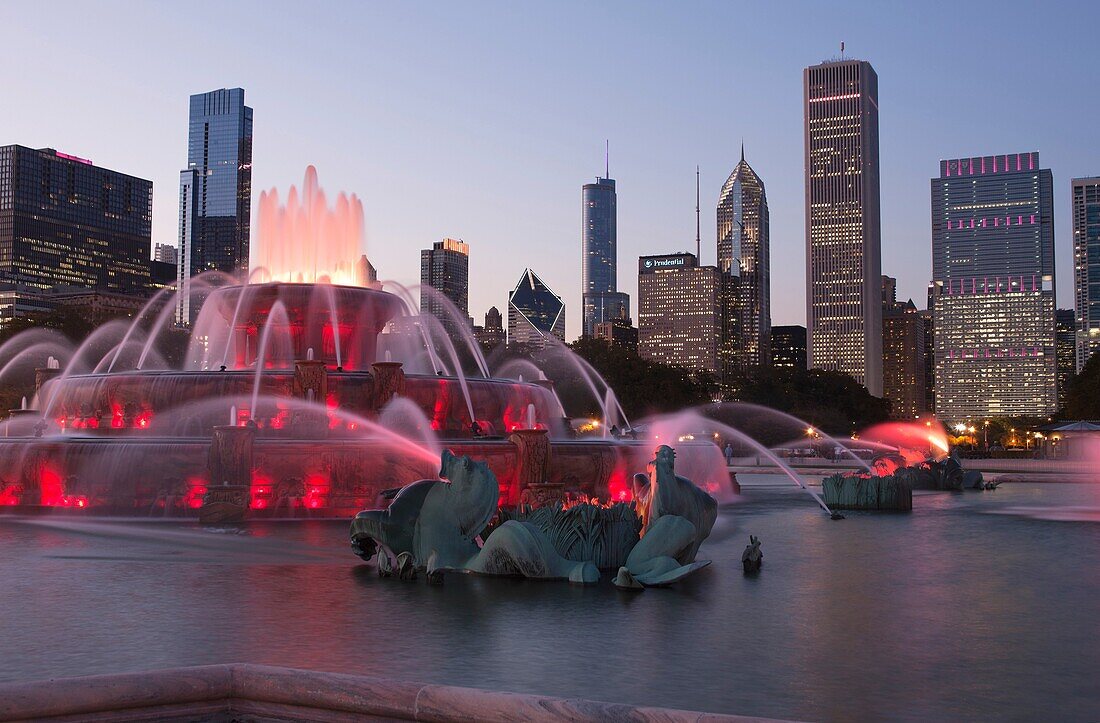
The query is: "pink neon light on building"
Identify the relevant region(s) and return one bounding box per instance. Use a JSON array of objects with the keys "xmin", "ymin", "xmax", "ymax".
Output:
[{"xmin": 55, "ymin": 151, "xmax": 93, "ymax": 165}]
